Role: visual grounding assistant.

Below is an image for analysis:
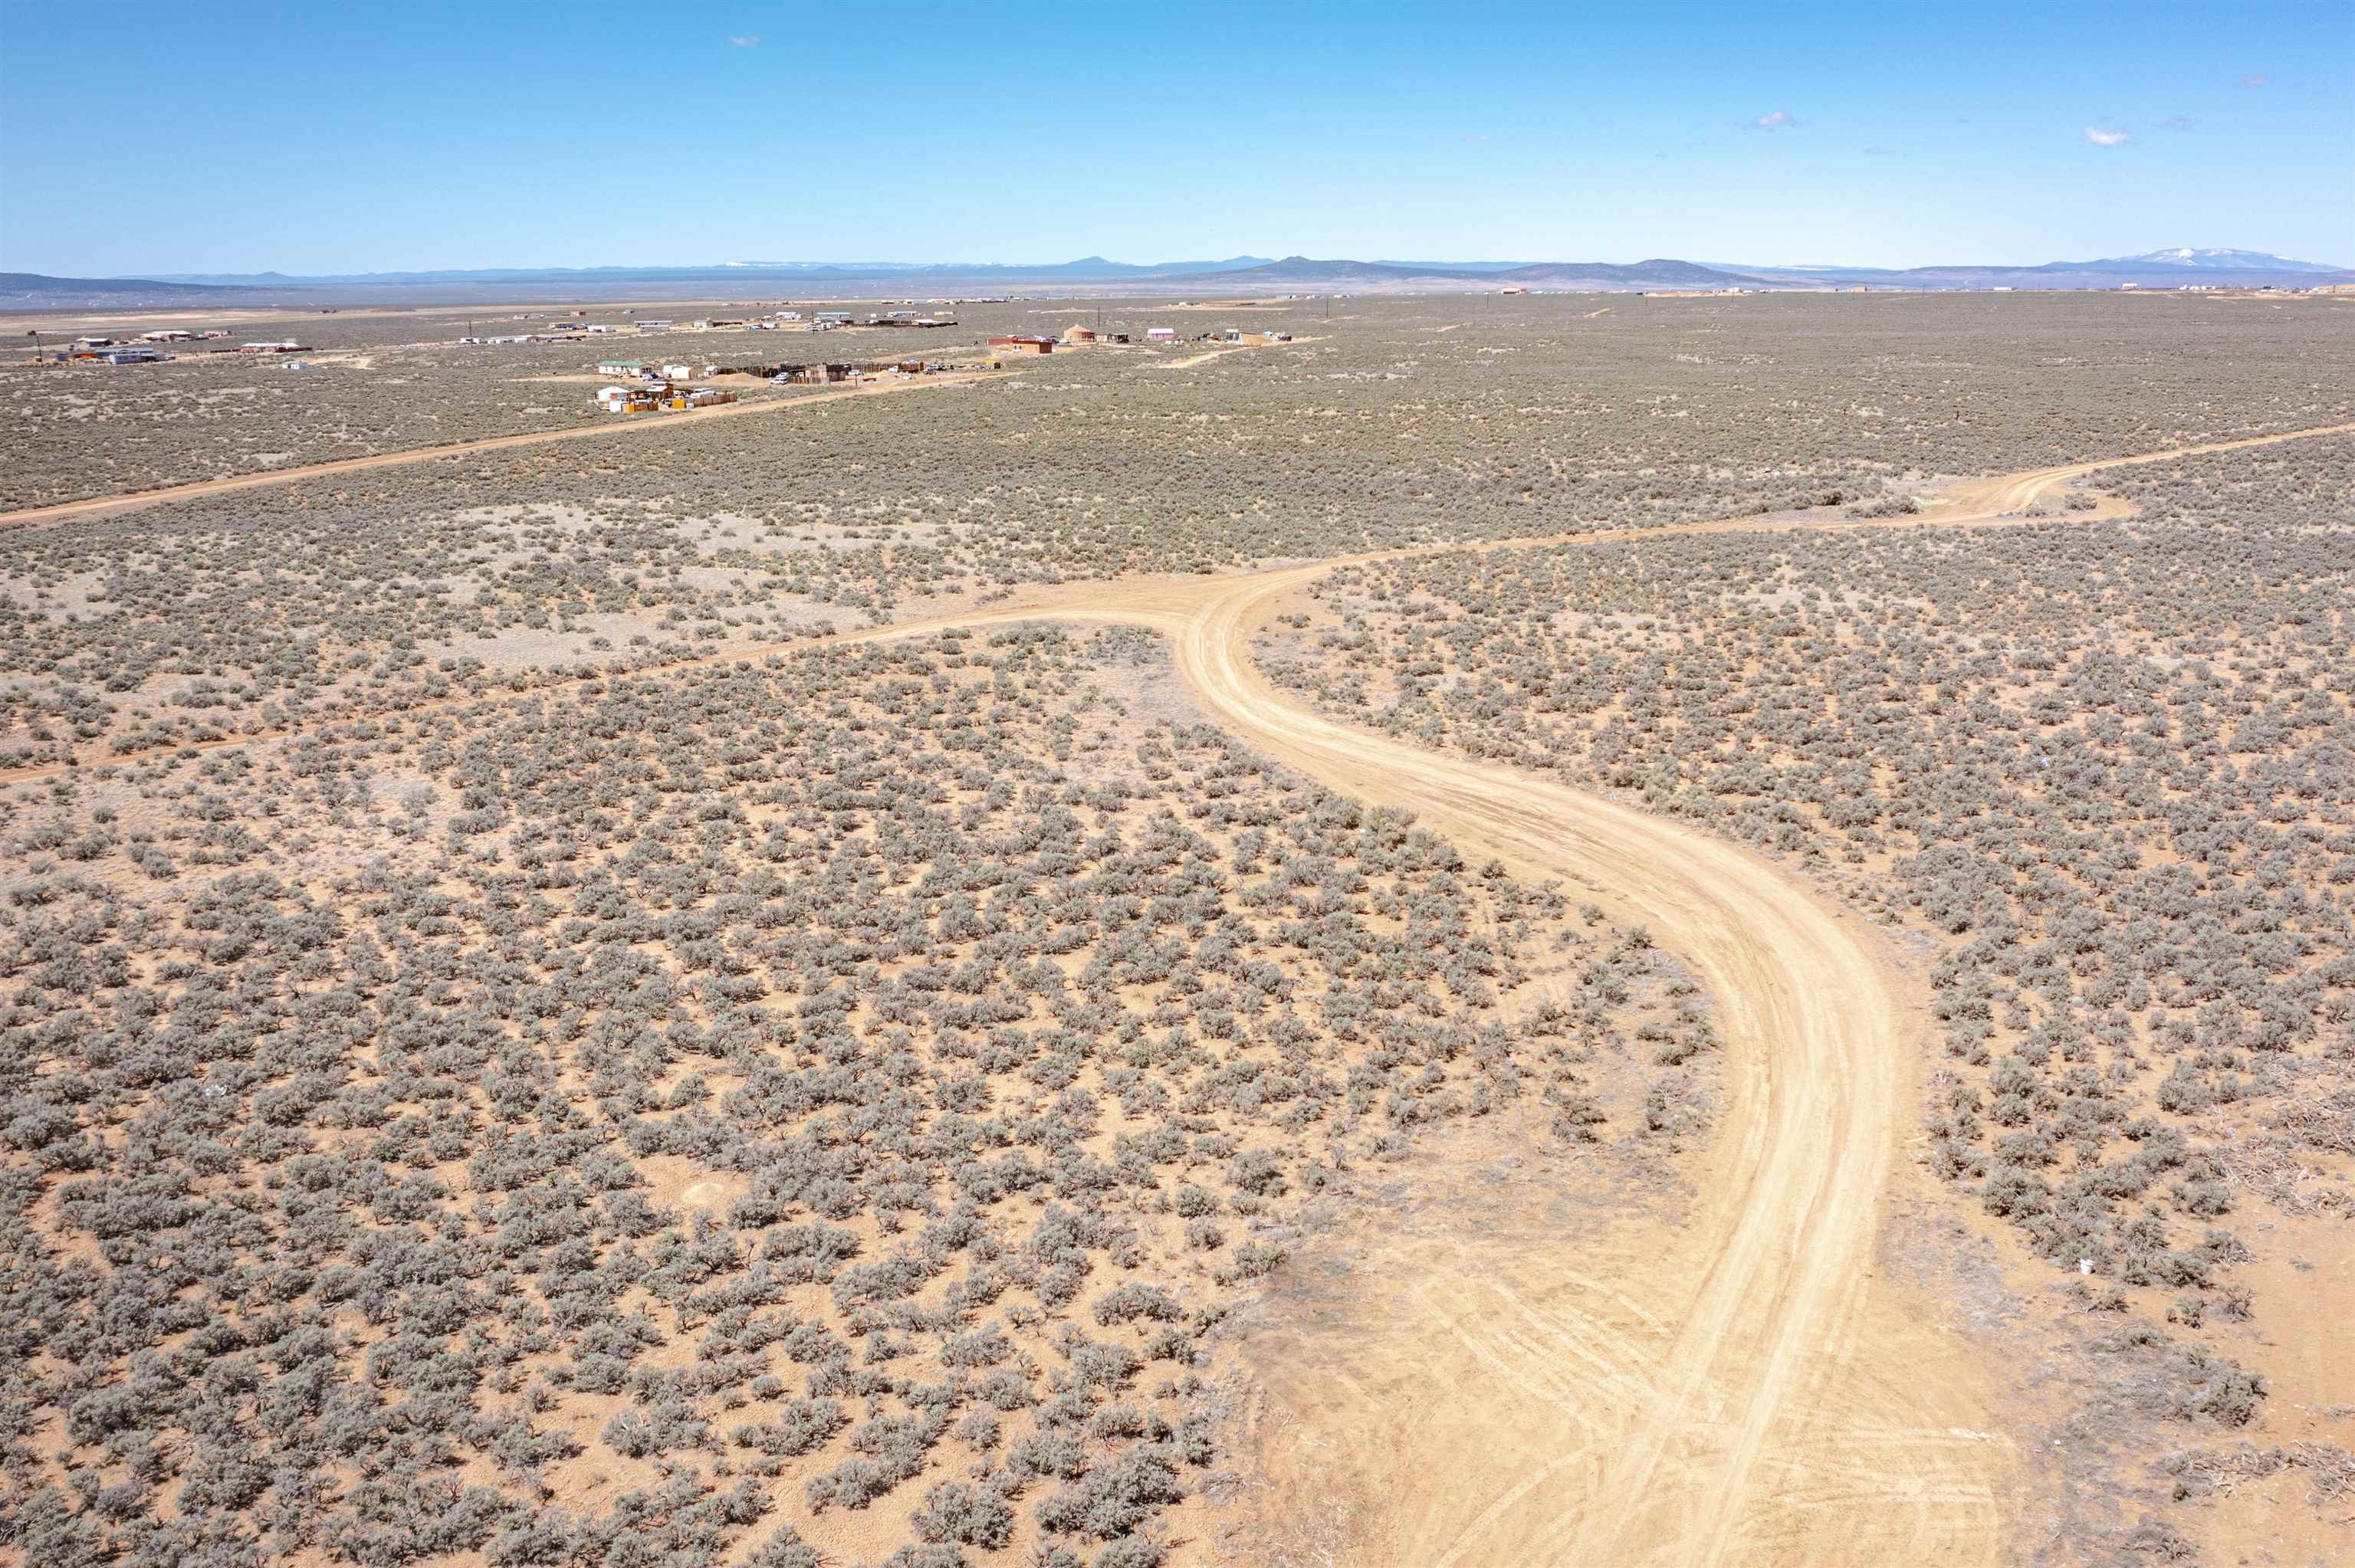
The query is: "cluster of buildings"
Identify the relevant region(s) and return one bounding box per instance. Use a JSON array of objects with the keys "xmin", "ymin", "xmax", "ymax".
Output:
[
  {"xmin": 980, "ymin": 323, "xmax": 1287, "ymax": 358},
  {"xmin": 28, "ymin": 328, "xmax": 301, "ymax": 367},
  {"xmin": 594, "ymin": 381, "xmax": 737, "ymax": 415},
  {"xmin": 985, "ymin": 323, "xmax": 1142, "ymax": 356},
  {"xmin": 458, "ymin": 308, "xmax": 964, "ymax": 353},
  {"xmin": 596, "ymin": 357, "xmax": 710, "ymax": 379},
  {"xmin": 589, "ymin": 347, "xmax": 981, "ymax": 412}
]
